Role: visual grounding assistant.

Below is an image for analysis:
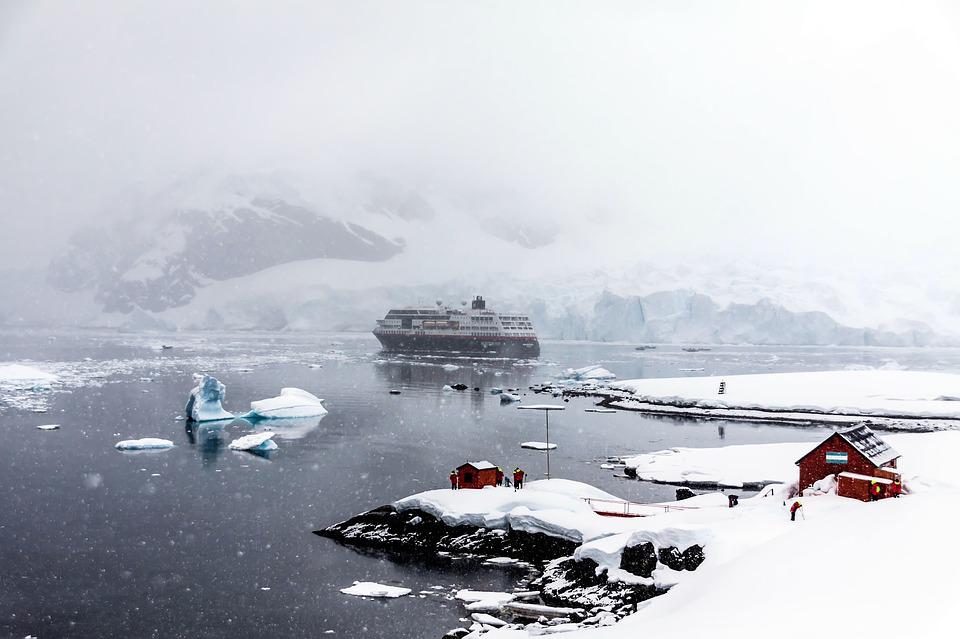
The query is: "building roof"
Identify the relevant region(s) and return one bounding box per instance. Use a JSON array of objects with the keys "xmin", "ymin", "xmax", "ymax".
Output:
[
  {"xmin": 459, "ymin": 460, "xmax": 497, "ymax": 471},
  {"xmin": 795, "ymin": 424, "xmax": 900, "ymax": 467}
]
